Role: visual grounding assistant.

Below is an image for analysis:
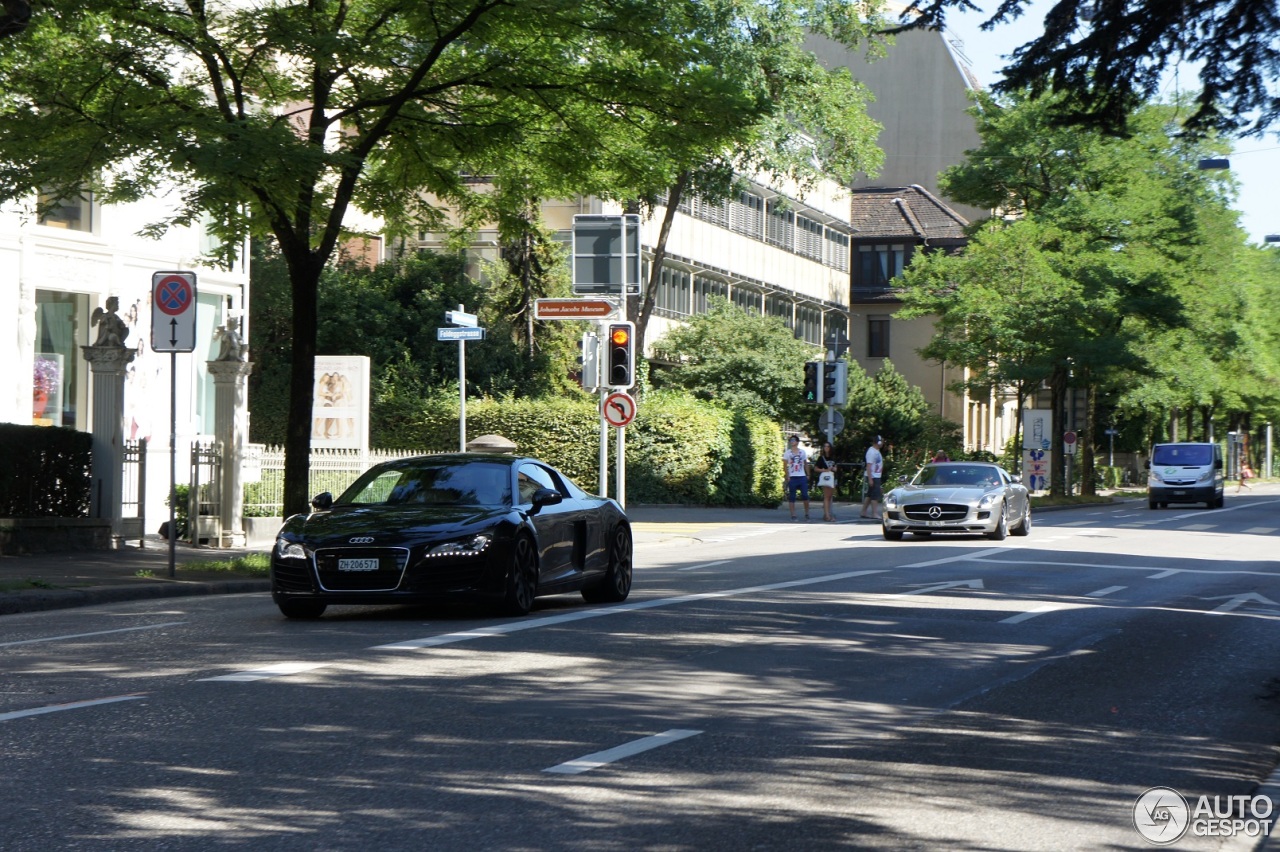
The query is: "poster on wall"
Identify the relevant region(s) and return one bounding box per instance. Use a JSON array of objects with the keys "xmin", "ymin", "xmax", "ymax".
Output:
[
  {"xmin": 1022, "ymin": 409, "xmax": 1052, "ymax": 451},
  {"xmin": 1022, "ymin": 448, "xmax": 1050, "ymax": 493},
  {"xmin": 33, "ymin": 352, "xmax": 64, "ymax": 426},
  {"xmin": 311, "ymin": 355, "xmax": 370, "ymax": 452}
]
